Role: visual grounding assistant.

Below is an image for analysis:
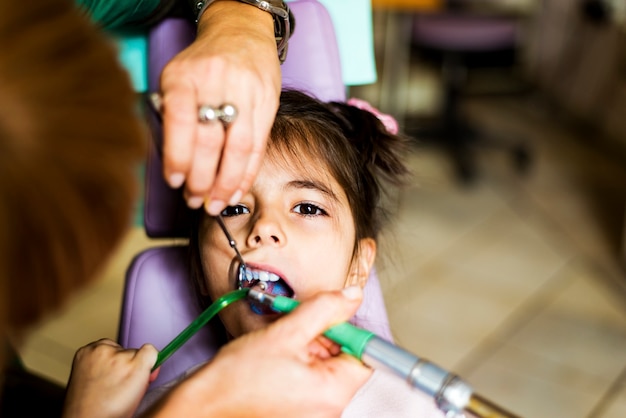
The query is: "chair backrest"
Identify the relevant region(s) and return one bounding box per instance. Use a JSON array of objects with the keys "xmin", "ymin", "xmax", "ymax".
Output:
[{"xmin": 120, "ymin": 0, "xmax": 393, "ymax": 390}]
